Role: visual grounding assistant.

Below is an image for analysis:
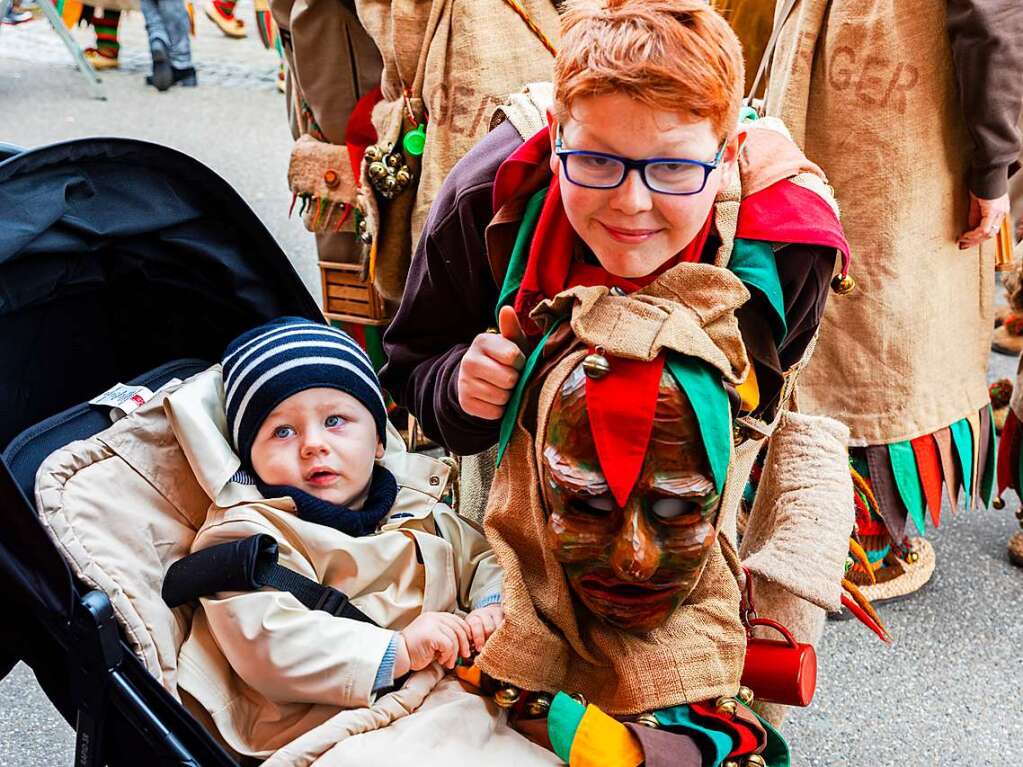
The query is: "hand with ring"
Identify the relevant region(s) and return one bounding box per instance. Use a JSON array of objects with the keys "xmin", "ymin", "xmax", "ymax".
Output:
[{"xmin": 958, "ymin": 191, "xmax": 1010, "ymax": 250}]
